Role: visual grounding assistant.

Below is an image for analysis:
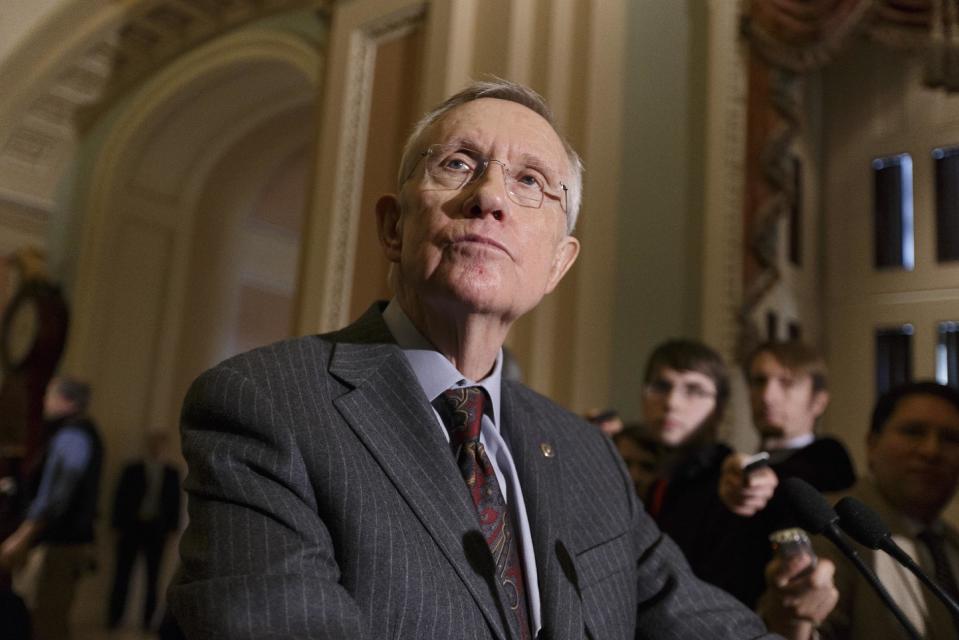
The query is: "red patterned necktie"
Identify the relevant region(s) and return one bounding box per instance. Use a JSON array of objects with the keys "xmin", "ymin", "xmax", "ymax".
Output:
[{"xmin": 440, "ymin": 387, "xmax": 531, "ymax": 640}]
